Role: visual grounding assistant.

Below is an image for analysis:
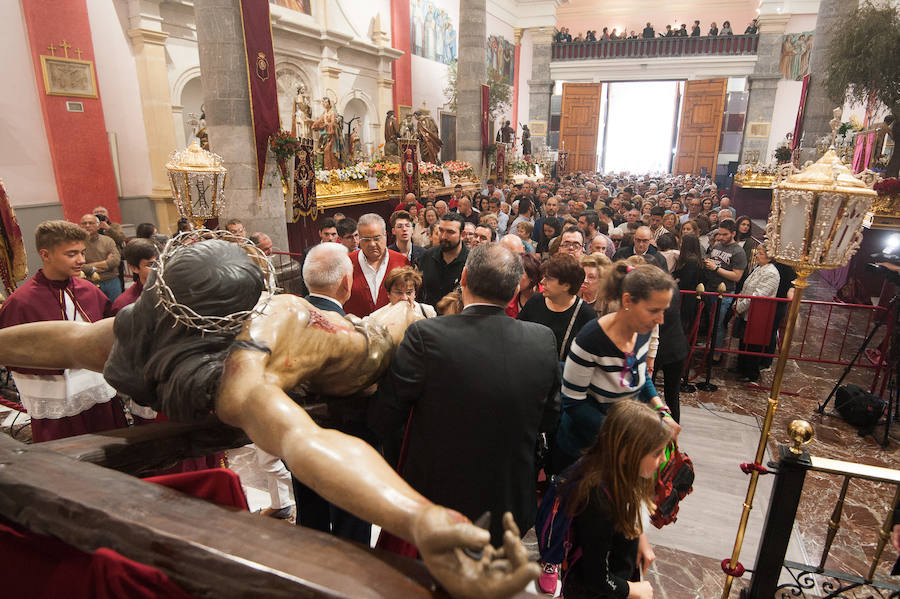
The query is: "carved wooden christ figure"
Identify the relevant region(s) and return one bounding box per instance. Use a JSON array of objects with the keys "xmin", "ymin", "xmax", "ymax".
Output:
[
  {"xmin": 0, "ymin": 238, "xmax": 537, "ymax": 599},
  {"xmin": 311, "ymin": 97, "xmax": 341, "ymax": 169},
  {"xmin": 416, "ymin": 109, "xmax": 442, "ymax": 164}
]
